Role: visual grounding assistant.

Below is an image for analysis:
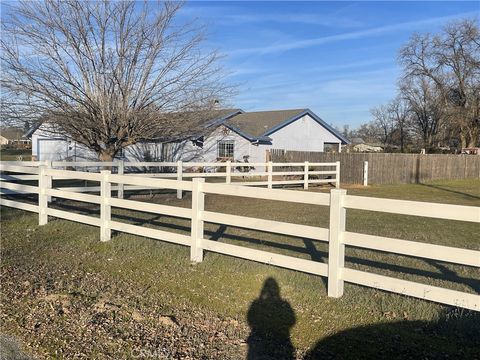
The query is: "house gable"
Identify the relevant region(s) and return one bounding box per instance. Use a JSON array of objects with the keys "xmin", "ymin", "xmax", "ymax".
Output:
[
  {"xmin": 262, "ymin": 109, "xmax": 350, "ymax": 145},
  {"xmin": 265, "ymin": 114, "xmax": 342, "ymax": 153},
  {"xmin": 222, "ymin": 108, "xmax": 349, "ymax": 145}
]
